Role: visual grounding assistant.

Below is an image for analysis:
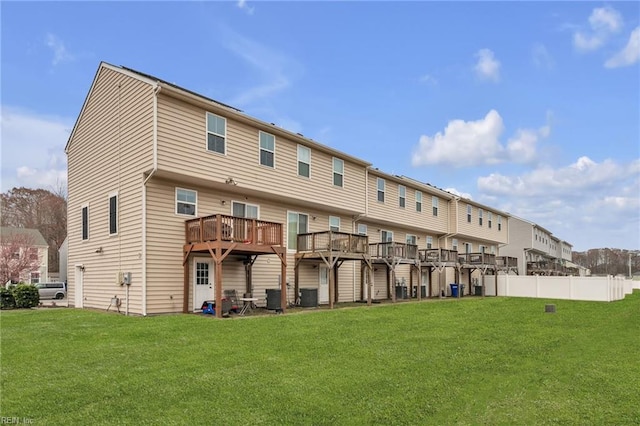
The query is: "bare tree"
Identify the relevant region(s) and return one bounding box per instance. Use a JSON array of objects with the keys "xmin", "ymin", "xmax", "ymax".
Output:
[
  {"xmin": 0, "ymin": 187, "xmax": 67, "ymax": 273},
  {"xmin": 0, "ymin": 232, "xmax": 40, "ymax": 284}
]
